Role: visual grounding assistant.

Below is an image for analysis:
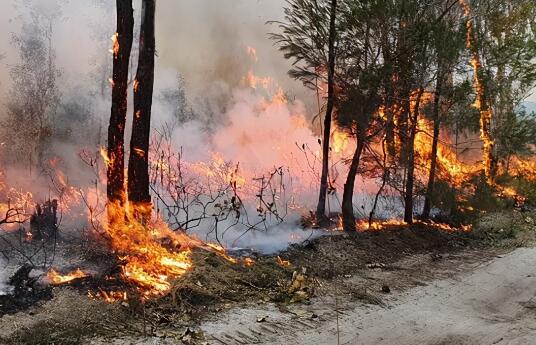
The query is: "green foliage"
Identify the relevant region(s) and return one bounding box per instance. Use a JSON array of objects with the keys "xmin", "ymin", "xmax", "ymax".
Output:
[
  {"xmin": 496, "ymin": 108, "xmax": 536, "ymax": 161},
  {"xmin": 467, "ymin": 174, "xmax": 506, "ymax": 211},
  {"xmin": 269, "ymin": 0, "xmax": 343, "ymax": 89}
]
